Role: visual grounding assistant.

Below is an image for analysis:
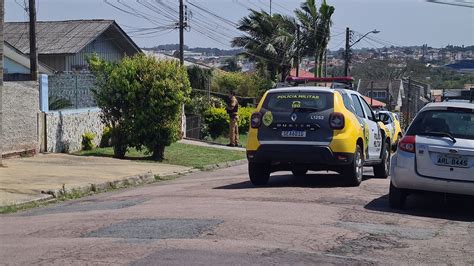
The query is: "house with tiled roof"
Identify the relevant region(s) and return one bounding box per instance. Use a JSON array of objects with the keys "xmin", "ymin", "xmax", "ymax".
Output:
[{"xmin": 4, "ymin": 20, "xmax": 141, "ymax": 72}]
